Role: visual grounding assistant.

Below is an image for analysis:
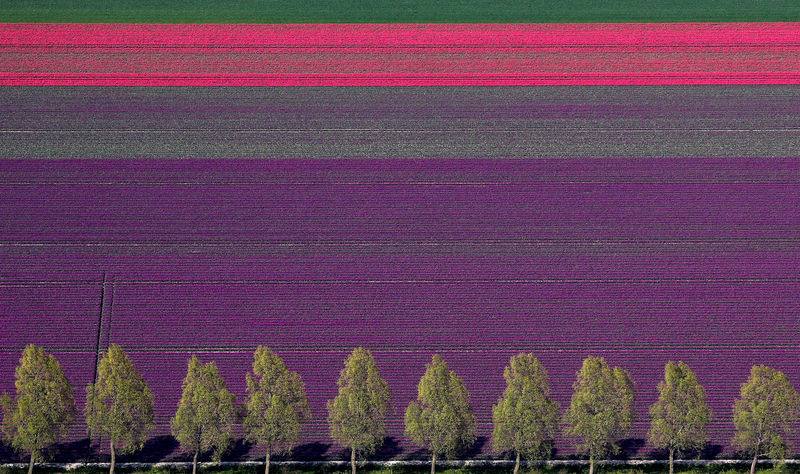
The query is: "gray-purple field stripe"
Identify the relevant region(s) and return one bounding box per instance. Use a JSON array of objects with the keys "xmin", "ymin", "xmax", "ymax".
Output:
[
  {"xmin": 1, "ymin": 86, "xmax": 800, "ymax": 461},
  {"xmin": 2, "ymin": 86, "xmax": 800, "ymax": 159}
]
